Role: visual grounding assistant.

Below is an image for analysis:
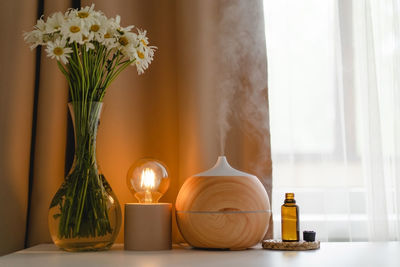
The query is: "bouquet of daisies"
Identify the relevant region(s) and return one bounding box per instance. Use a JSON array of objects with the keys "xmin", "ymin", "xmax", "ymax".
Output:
[
  {"xmin": 24, "ymin": 5, "xmax": 157, "ymax": 244},
  {"xmin": 24, "ymin": 4, "xmax": 156, "ymax": 102}
]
